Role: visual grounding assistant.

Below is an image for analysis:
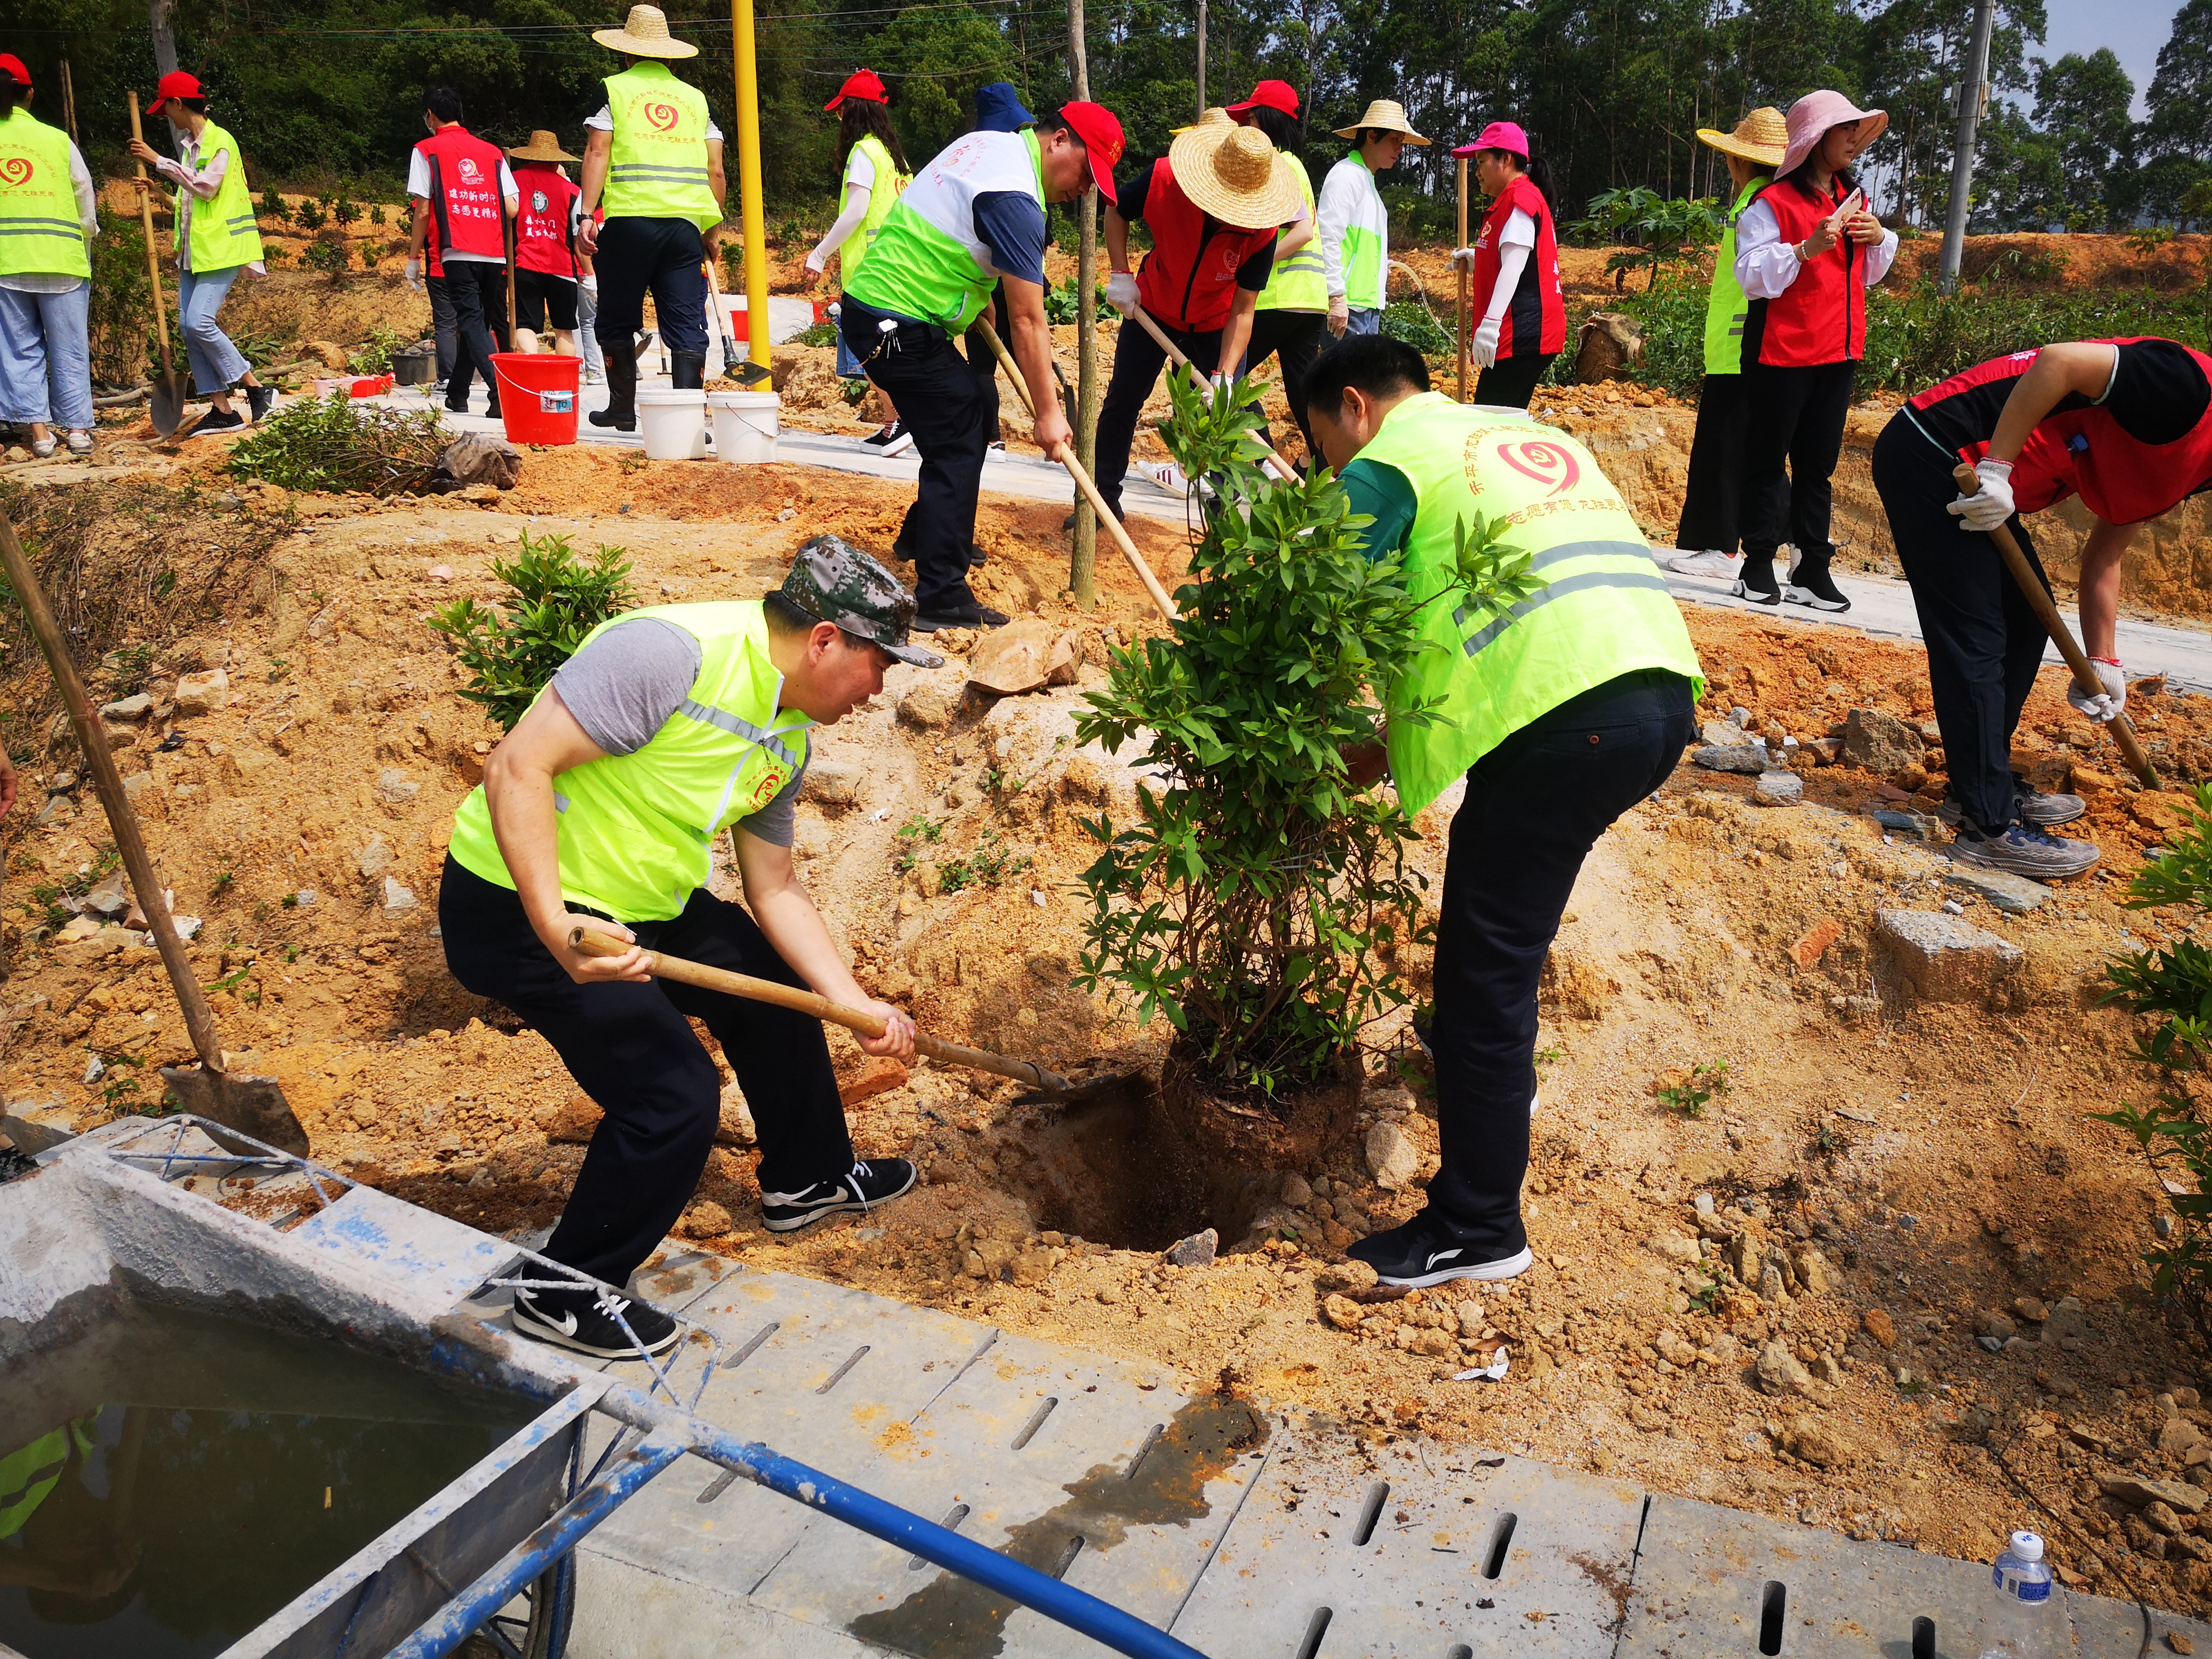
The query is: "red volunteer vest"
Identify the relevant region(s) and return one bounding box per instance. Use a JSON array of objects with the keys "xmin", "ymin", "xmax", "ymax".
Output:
[
  {"xmin": 1748, "ymin": 176, "xmax": 1865, "ymax": 367},
  {"xmin": 1471, "ymin": 173, "xmax": 1565, "ymax": 358},
  {"xmin": 1918, "ymin": 339, "xmax": 2212, "ymax": 525},
  {"xmin": 1133, "ymin": 158, "xmax": 1278, "ymax": 333},
  {"xmin": 415, "ymin": 125, "xmax": 507, "ymax": 277},
  {"xmin": 513, "ymin": 162, "xmax": 580, "ymax": 279}
]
